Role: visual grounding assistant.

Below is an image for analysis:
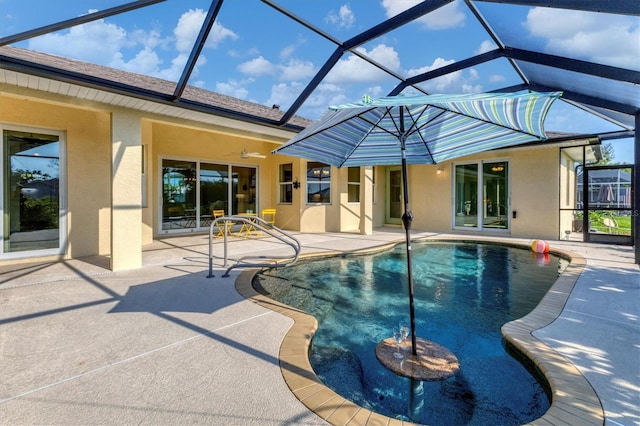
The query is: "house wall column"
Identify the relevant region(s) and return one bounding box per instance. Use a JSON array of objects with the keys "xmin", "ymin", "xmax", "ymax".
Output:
[
  {"xmin": 360, "ymin": 166, "xmax": 373, "ymax": 235},
  {"xmin": 111, "ymin": 111, "xmax": 142, "ymax": 270}
]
